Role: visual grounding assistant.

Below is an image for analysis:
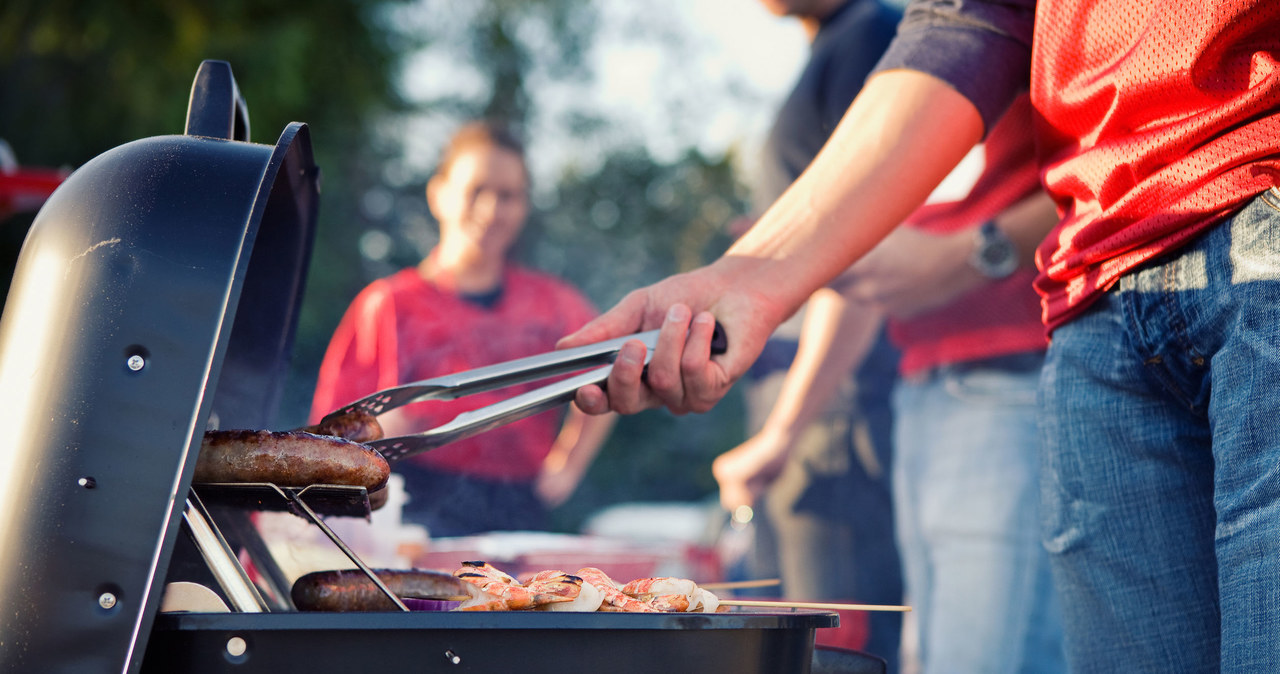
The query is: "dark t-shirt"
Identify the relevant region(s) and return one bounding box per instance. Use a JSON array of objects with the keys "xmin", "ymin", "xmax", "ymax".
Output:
[
  {"xmin": 751, "ymin": 0, "xmax": 903, "ymax": 405},
  {"xmin": 756, "ymin": 0, "xmax": 903, "ymax": 207}
]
